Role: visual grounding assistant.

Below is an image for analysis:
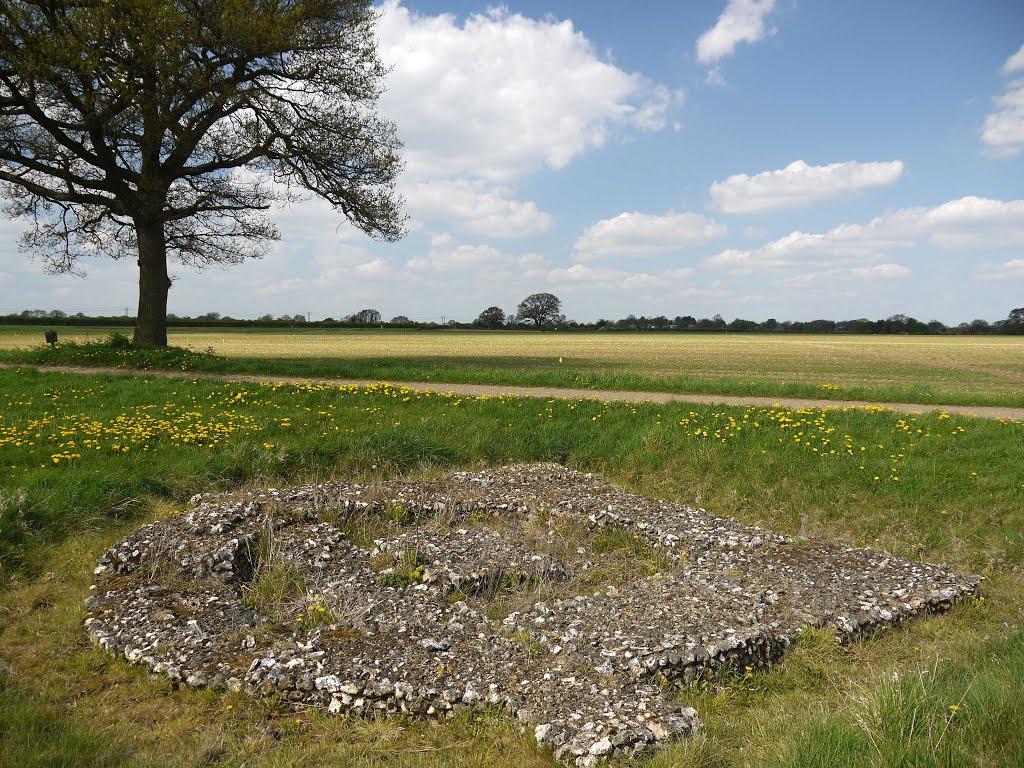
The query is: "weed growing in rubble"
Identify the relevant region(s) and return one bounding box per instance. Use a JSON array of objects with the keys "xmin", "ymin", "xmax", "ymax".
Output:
[
  {"xmin": 241, "ymin": 522, "xmax": 306, "ymax": 618},
  {"xmin": 375, "ymin": 548, "xmax": 427, "ymax": 589}
]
